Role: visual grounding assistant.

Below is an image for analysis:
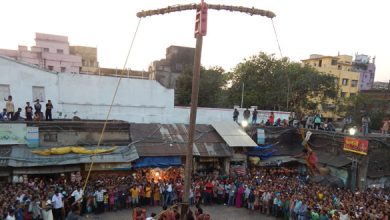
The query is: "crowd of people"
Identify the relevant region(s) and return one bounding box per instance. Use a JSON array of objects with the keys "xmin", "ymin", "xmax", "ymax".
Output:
[
  {"xmin": 233, "ymin": 108, "xmax": 390, "ymax": 136},
  {"xmin": 0, "ymin": 166, "xmax": 389, "ymax": 220},
  {"xmin": 0, "ymin": 95, "xmax": 53, "ymax": 122},
  {"xmin": 233, "ymin": 108, "xmax": 330, "ymax": 131}
]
